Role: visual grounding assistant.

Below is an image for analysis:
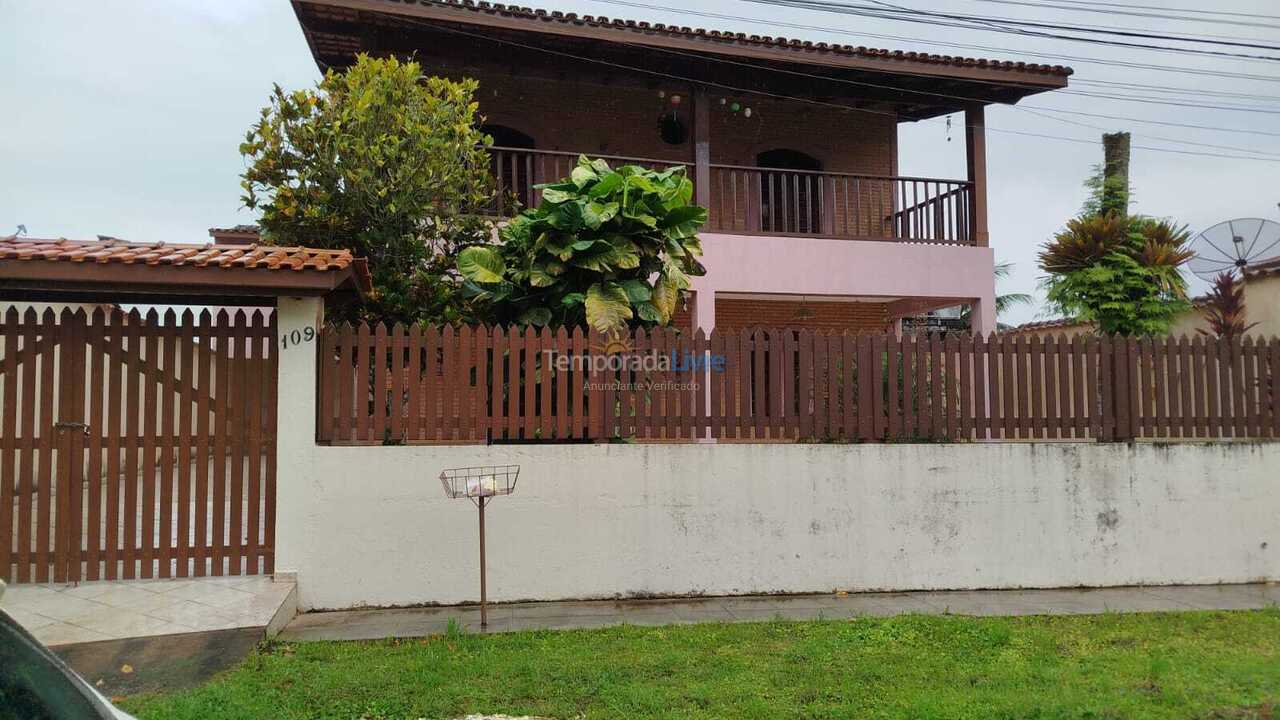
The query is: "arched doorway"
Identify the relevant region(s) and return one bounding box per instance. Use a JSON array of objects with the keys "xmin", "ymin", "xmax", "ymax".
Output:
[
  {"xmin": 756, "ymin": 149, "xmax": 822, "ymax": 234},
  {"xmin": 482, "ymin": 124, "xmax": 536, "ymax": 211}
]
